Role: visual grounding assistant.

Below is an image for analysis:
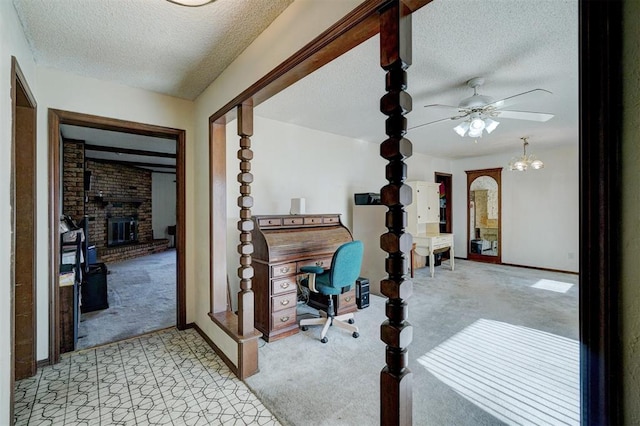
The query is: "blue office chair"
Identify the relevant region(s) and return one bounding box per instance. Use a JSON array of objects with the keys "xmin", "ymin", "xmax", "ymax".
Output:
[{"xmin": 299, "ymin": 240, "xmax": 364, "ymax": 343}]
